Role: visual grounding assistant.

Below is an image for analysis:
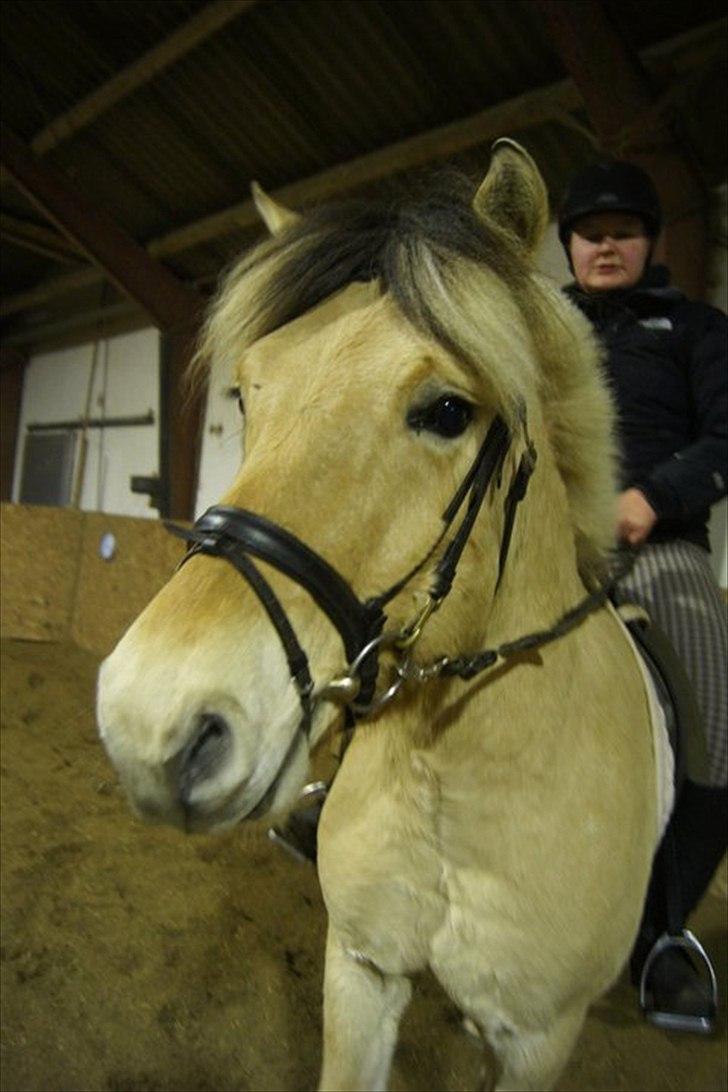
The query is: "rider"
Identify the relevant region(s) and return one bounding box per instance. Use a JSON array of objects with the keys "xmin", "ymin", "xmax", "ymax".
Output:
[{"xmin": 558, "ymin": 159, "xmax": 727, "ymax": 1032}]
